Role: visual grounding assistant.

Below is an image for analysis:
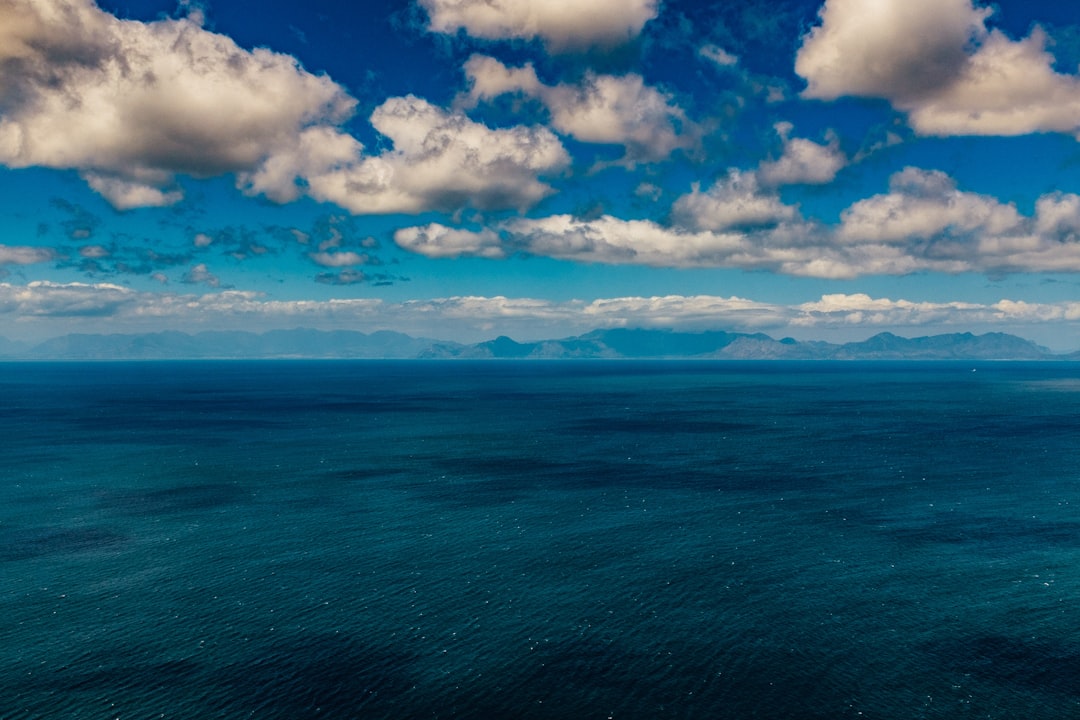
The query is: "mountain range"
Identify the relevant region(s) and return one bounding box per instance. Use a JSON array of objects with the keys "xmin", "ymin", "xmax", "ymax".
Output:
[{"xmin": 0, "ymin": 327, "xmax": 1073, "ymax": 360}]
